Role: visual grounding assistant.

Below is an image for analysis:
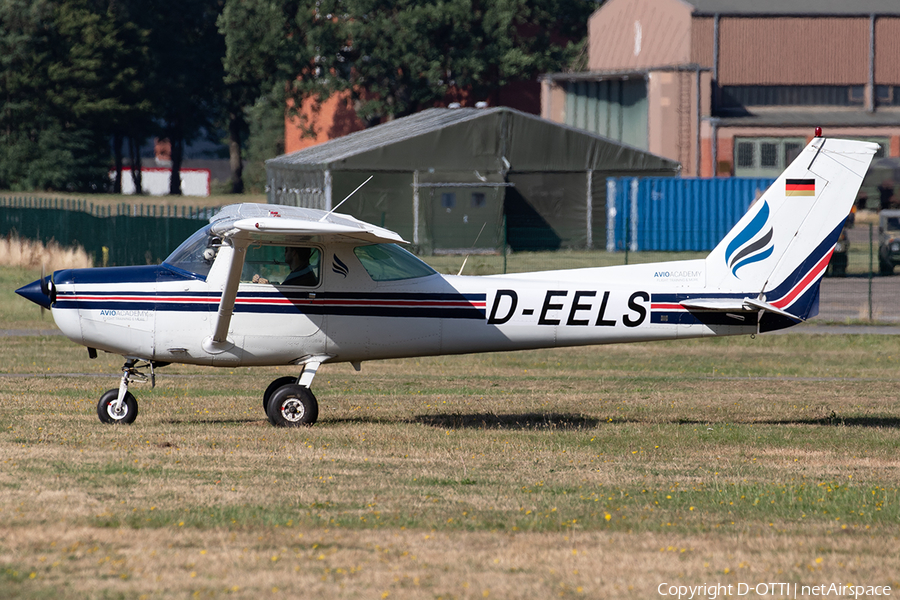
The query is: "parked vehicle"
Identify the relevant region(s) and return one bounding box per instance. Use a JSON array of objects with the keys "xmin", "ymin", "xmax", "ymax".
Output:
[
  {"xmin": 826, "ymin": 228, "xmax": 849, "ymax": 277},
  {"xmin": 878, "ymin": 209, "xmax": 900, "ymax": 274}
]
